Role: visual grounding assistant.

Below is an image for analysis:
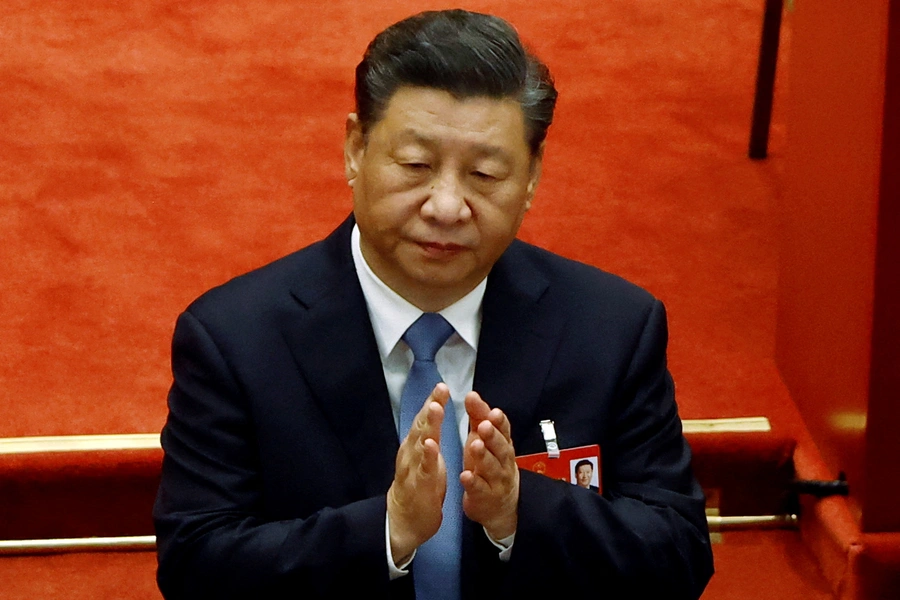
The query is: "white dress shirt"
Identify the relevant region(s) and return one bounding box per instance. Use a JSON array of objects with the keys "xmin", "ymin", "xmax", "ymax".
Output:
[
  {"xmin": 351, "ymin": 225, "xmax": 483, "ymax": 445},
  {"xmin": 349, "ymin": 225, "xmax": 513, "ymax": 577}
]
